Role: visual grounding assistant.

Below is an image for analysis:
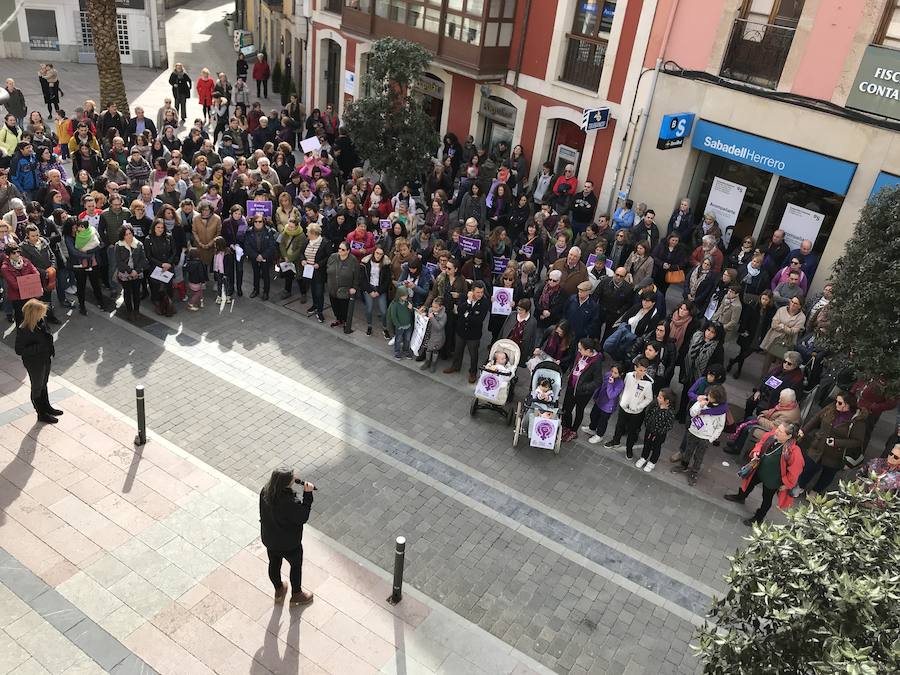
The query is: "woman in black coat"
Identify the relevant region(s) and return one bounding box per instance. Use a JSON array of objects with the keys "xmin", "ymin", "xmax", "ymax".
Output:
[
  {"xmin": 561, "ymin": 337, "xmax": 604, "ymax": 440},
  {"xmin": 651, "ymin": 233, "xmax": 688, "ymax": 295},
  {"xmin": 14, "ymin": 299, "xmax": 61, "ymax": 423},
  {"xmin": 259, "ymin": 468, "xmax": 315, "ymax": 605},
  {"xmin": 145, "ymin": 219, "xmax": 178, "ymax": 316}
]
